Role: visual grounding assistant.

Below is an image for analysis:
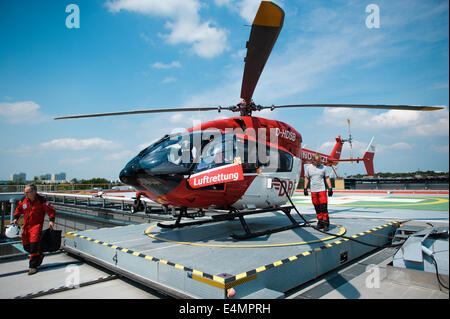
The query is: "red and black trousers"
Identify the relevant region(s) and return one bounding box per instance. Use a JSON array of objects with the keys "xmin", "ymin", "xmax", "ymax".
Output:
[
  {"xmin": 310, "ymin": 191, "xmax": 329, "ymax": 222},
  {"xmin": 22, "ymin": 224, "xmax": 43, "ymax": 268}
]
